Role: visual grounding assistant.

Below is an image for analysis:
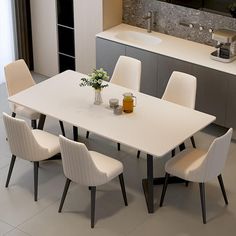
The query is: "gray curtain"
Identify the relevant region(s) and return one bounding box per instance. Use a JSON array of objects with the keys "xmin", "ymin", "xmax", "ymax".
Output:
[{"xmin": 14, "ymin": 0, "xmax": 33, "ymax": 69}]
